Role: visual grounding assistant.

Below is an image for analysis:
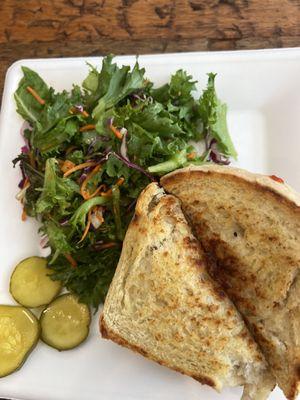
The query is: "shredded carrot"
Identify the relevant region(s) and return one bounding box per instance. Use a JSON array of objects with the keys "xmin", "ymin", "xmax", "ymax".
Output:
[
  {"xmin": 95, "ymin": 242, "xmax": 117, "ymax": 250},
  {"xmin": 82, "ymin": 183, "xmax": 106, "ymax": 200},
  {"xmin": 65, "ymin": 145, "xmax": 77, "ymax": 155},
  {"xmin": 79, "ymin": 124, "xmax": 96, "ymax": 132},
  {"xmin": 69, "ymin": 107, "xmax": 89, "ymax": 118},
  {"xmin": 187, "ymin": 152, "xmax": 196, "ymax": 160},
  {"xmin": 22, "ymin": 177, "xmax": 30, "ymax": 189},
  {"xmin": 99, "ymin": 184, "xmax": 107, "ymax": 192},
  {"xmin": 78, "ymin": 209, "xmax": 92, "ymax": 243},
  {"xmin": 109, "ymin": 124, "xmax": 123, "ymax": 140},
  {"xmin": 63, "ymin": 161, "xmax": 98, "ymax": 178},
  {"xmin": 64, "ymin": 253, "xmax": 77, "ymax": 268},
  {"xmin": 26, "ymin": 86, "xmax": 45, "ymax": 105},
  {"xmin": 100, "ymin": 176, "xmax": 124, "ymax": 197},
  {"xmin": 269, "ymin": 175, "xmax": 284, "ymax": 184},
  {"xmin": 21, "ymin": 207, "xmax": 27, "ymax": 221},
  {"xmin": 100, "ymin": 189, "xmax": 112, "ymax": 197},
  {"xmin": 80, "ymin": 165, "xmax": 102, "ymax": 200},
  {"xmin": 116, "ymin": 177, "xmax": 125, "ymax": 186},
  {"xmin": 61, "ymin": 160, "xmax": 76, "ymax": 174}
]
